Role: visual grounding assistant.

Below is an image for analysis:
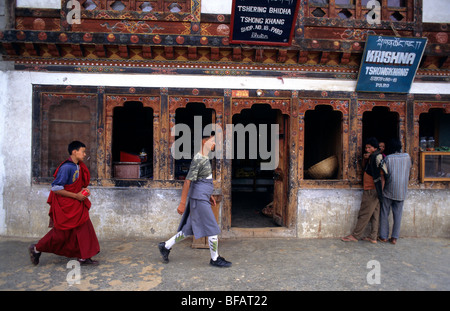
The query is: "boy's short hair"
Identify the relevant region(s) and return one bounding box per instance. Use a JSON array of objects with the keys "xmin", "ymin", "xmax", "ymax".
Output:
[
  {"xmin": 68, "ymin": 141, "xmax": 86, "ymax": 155},
  {"xmin": 365, "ymin": 137, "xmax": 379, "ymax": 149},
  {"xmin": 388, "ymin": 138, "xmax": 402, "ymax": 154}
]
